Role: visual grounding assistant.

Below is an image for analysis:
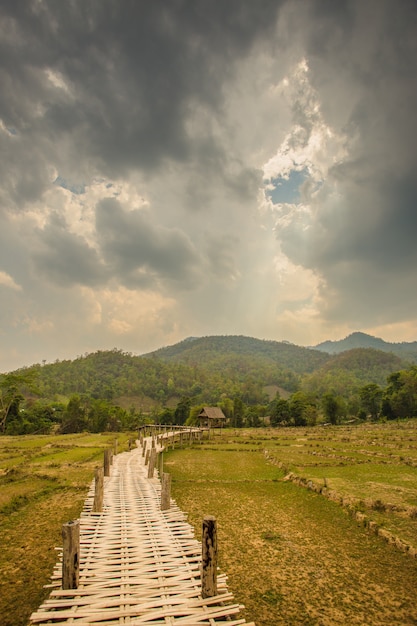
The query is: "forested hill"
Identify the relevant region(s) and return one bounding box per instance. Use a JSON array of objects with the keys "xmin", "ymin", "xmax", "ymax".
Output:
[
  {"xmin": 27, "ymin": 336, "xmax": 328, "ymax": 406},
  {"xmin": 2, "ymin": 336, "xmax": 415, "ymax": 434},
  {"xmin": 314, "ymin": 332, "xmax": 417, "ymax": 362},
  {"xmin": 302, "ymin": 348, "xmax": 406, "ymax": 397},
  {"xmin": 146, "ymin": 335, "xmax": 329, "ymax": 373},
  {"xmin": 4, "ymin": 336, "xmax": 411, "ymax": 414}
]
